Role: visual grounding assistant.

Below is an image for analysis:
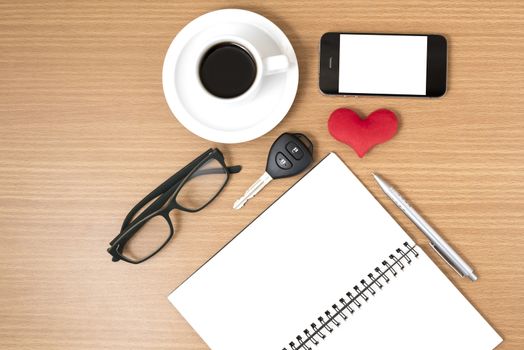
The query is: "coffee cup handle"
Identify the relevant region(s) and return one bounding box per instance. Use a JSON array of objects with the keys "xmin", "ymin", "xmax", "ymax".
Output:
[{"xmin": 262, "ymin": 55, "xmax": 289, "ymax": 75}]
